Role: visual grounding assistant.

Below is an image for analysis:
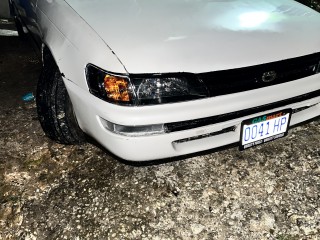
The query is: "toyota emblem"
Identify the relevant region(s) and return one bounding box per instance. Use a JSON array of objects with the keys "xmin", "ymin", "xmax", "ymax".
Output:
[{"xmin": 262, "ymin": 71, "xmax": 277, "ymax": 83}]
